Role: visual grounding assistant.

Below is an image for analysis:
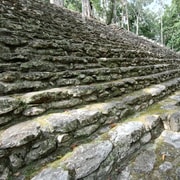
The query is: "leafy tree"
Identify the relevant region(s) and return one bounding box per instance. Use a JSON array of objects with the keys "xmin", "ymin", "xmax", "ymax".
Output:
[
  {"xmin": 91, "ymin": 0, "xmax": 119, "ymax": 25},
  {"xmin": 163, "ymin": 0, "xmax": 180, "ymax": 51},
  {"xmin": 139, "ymin": 10, "xmax": 159, "ymax": 39},
  {"xmin": 128, "ymin": 0, "xmax": 153, "ymax": 35},
  {"xmin": 65, "ymin": 0, "xmax": 82, "ymax": 12}
]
